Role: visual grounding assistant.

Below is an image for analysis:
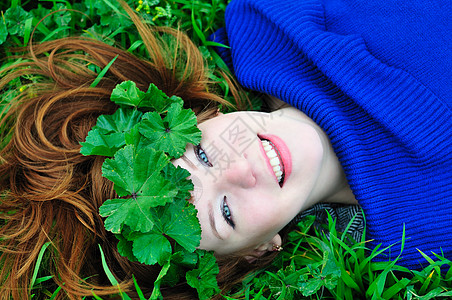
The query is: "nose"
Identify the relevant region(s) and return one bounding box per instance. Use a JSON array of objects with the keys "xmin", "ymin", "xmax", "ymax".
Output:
[{"xmin": 222, "ymin": 156, "xmax": 256, "ymax": 188}]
